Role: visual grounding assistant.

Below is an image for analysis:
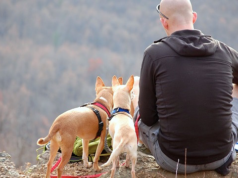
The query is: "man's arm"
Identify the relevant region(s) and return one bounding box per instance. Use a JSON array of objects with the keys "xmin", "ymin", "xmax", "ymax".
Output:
[{"xmin": 139, "ymin": 52, "xmax": 159, "ymax": 126}]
